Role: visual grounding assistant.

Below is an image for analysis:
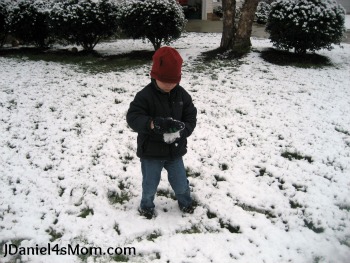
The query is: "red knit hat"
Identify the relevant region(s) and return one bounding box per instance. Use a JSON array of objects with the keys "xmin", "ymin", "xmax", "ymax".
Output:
[{"xmin": 150, "ymin": 46, "xmax": 183, "ymax": 83}]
